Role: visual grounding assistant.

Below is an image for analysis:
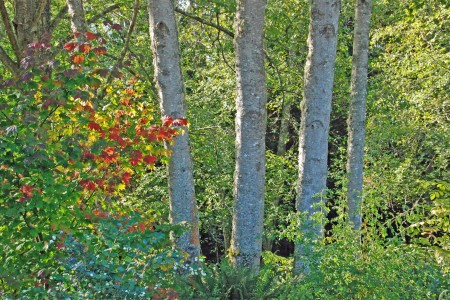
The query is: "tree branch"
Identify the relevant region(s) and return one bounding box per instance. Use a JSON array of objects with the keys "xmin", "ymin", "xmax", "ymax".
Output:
[
  {"xmin": 116, "ymin": 0, "xmax": 139, "ymax": 67},
  {"xmin": 175, "ymin": 7, "xmax": 234, "ymax": 38},
  {"xmin": 87, "ymin": 3, "xmax": 121, "ymax": 24},
  {"xmin": 0, "ymin": 0, "xmax": 21, "ymax": 60},
  {"xmin": 100, "ymin": 0, "xmax": 140, "ymax": 98},
  {"xmin": 31, "ymin": 0, "xmax": 49, "ymax": 34},
  {"xmin": 0, "ymin": 44, "xmax": 19, "ymax": 76}
]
